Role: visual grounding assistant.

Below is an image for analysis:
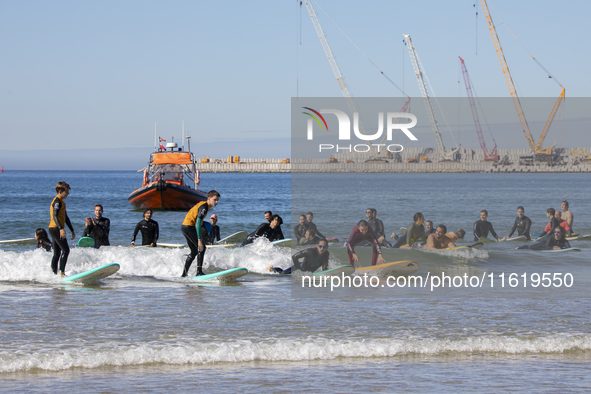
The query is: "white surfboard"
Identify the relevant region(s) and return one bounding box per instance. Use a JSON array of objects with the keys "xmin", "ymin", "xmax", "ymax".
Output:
[
  {"xmin": 505, "ymin": 235, "xmax": 527, "ymax": 242},
  {"xmin": 62, "ymin": 263, "xmax": 120, "ymax": 284},
  {"xmin": 189, "ymin": 267, "xmax": 247, "ymax": 282},
  {"xmin": 541, "ymin": 248, "xmax": 581, "ymax": 253},
  {"xmin": 447, "ymin": 242, "xmax": 484, "ymax": 250},
  {"xmin": 272, "ymin": 239, "xmax": 292, "ymax": 247},
  {"xmin": 158, "ymin": 242, "xmax": 236, "ymax": 249},
  {"xmin": 217, "ymin": 231, "xmax": 248, "ymax": 245},
  {"xmin": 312, "ymin": 265, "xmax": 355, "ymax": 277},
  {"xmin": 0, "ymin": 238, "xmax": 36, "ymax": 245},
  {"xmin": 566, "ymin": 234, "xmax": 591, "ymax": 241},
  {"xmin": 354, "ymin": 260, "xmax": 418, "ymax": 277},
  {"xmin": 158, "ymin": 242, "xmax": 184, "ymax": 248}
]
